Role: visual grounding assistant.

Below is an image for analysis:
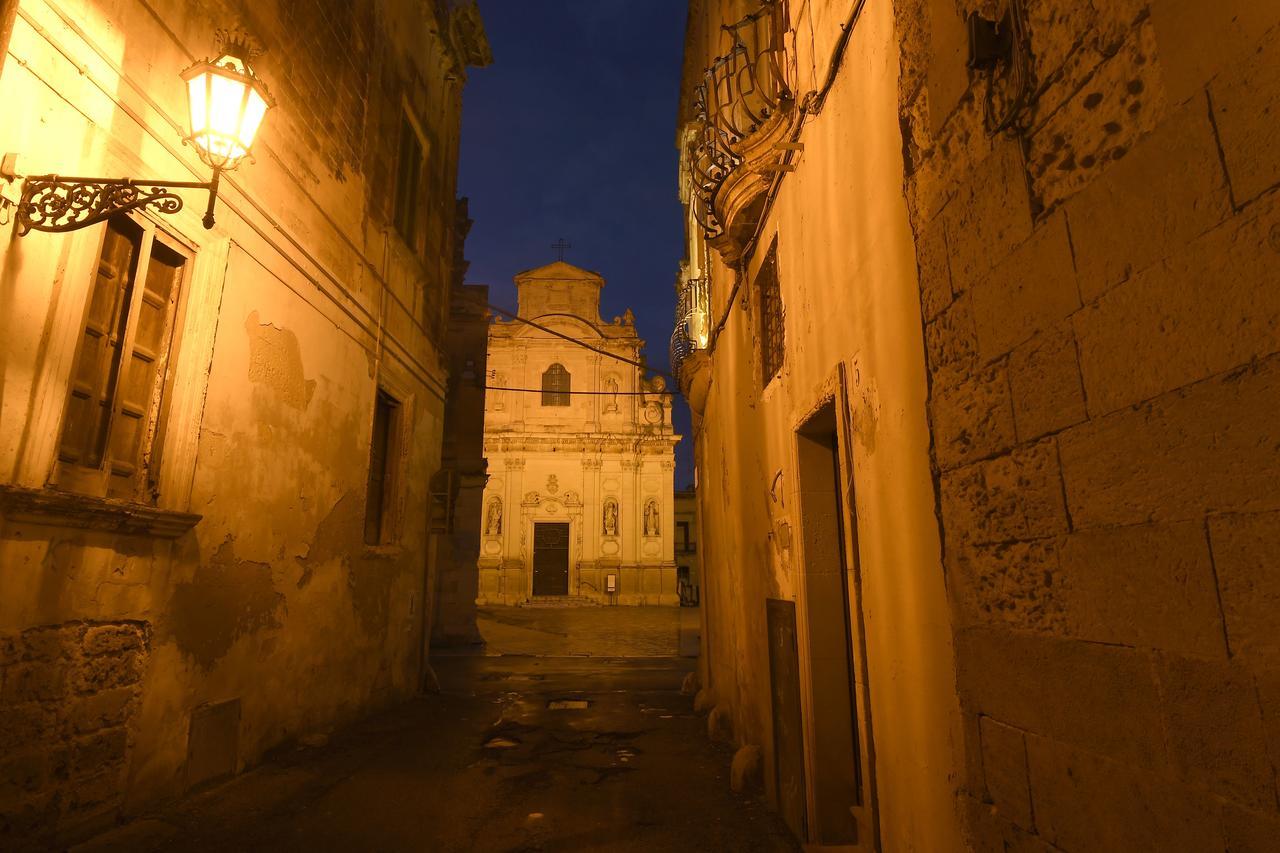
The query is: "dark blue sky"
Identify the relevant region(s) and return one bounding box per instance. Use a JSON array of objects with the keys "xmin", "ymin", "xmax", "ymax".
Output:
[{"xmin": 459, "ymin": 0, "xmax": 694, "ymax": 486}]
